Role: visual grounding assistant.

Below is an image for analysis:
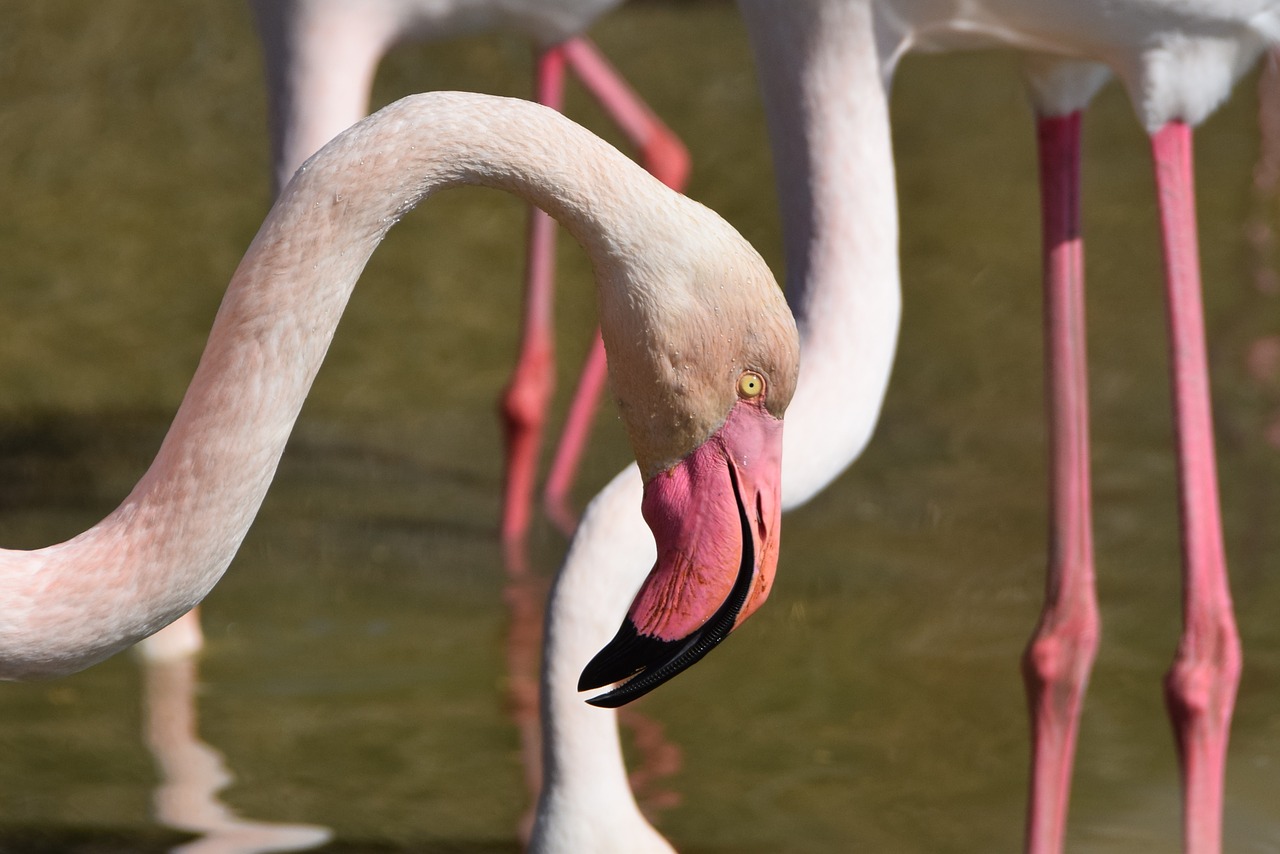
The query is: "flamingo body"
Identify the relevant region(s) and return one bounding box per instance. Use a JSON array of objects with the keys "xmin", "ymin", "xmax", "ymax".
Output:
[
  {"xmin": 879, "ymin": 0, "xmax": 1278, "ymax": 126},
  {"xmin": 251, "ymin": 0, "xmax": 626, "ymax": 193}
]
